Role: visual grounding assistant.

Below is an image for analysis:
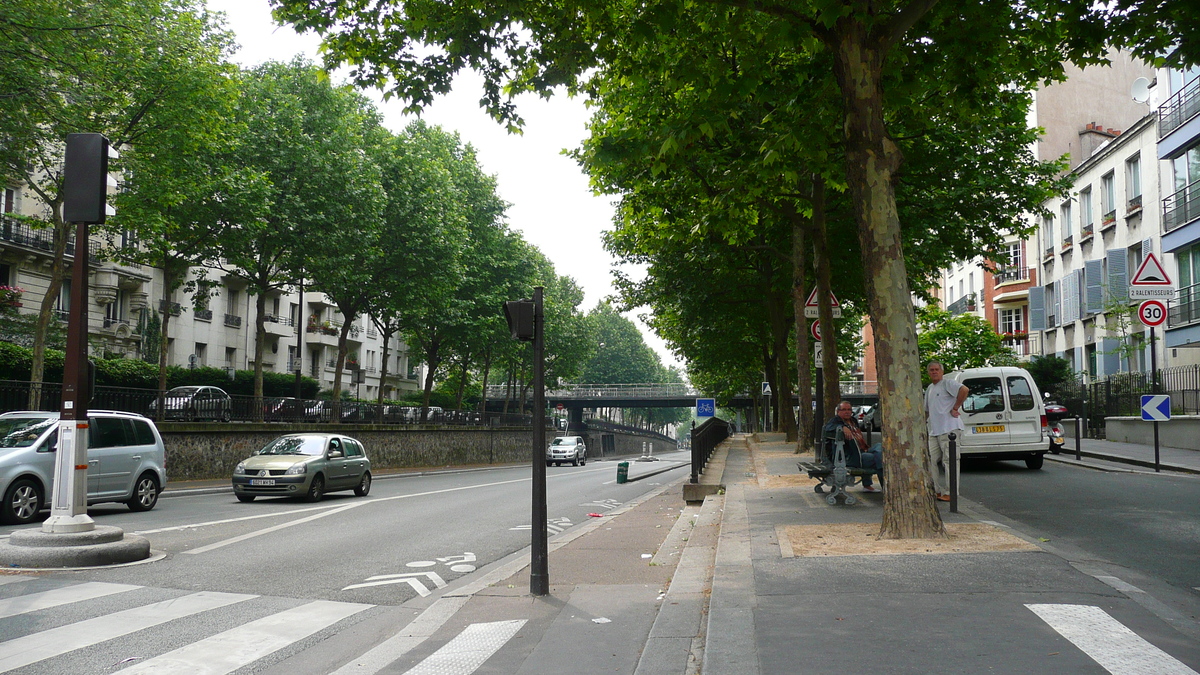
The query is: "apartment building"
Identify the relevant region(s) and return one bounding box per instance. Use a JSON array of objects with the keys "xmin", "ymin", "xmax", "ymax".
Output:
[
  {"xmin": 1159, "ymin": 63, "xmax": 1200, "ymax": 355},
  {"xmin": 1, "ymin": 184, "xmax": 425, "ymax": 399}
]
